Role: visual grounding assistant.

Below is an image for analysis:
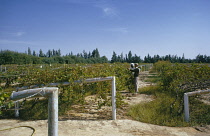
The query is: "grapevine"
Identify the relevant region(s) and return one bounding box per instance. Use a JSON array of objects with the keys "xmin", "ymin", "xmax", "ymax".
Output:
[
  {"xmin": 153, "ymin": 61, "xmax": 210, "ymax": 121},
  {"xmin": 0, "ymin": 63, "xmax": 135, "ymax": 119}
]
